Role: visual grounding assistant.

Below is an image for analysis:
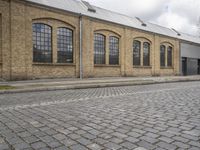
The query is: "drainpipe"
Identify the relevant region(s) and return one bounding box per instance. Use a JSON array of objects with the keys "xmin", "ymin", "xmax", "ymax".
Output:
[{"xmin": 79, "ymin": 14, "xmax": 83, "ymax": 79}]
